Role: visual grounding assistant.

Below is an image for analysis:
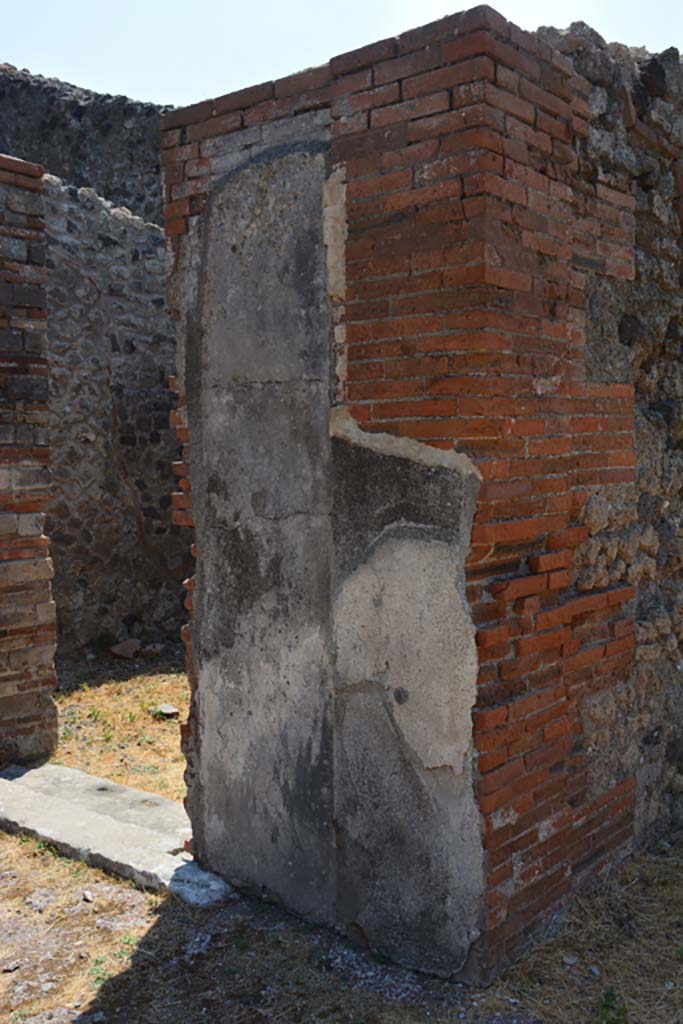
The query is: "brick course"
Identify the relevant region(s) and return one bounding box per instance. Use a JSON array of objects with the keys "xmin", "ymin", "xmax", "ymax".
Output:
[
  {"xmin": 0, "ymin": 154, "xmax": 57, "ymax": 766},
  {"xmin": 162, "ymin": 4, "xmax": 641, "ymax": 978}
]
